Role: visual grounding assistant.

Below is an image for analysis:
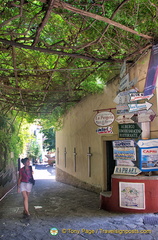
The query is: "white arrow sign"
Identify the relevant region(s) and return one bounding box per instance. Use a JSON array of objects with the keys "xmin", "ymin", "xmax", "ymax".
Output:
[
  {"xmin": 137, "ymin": 139, "xmax": 158, "ymax": 148},
  {"xmin": 115, "ymin": 114, "xmax": 134, "ymax": 124},
  {"xmin": 113, "ymin": 89, "xmax": 137, "ymax": 104},
  {"xmin": 114, "ymin": 166, "xmax": 141, "ymax": 176},
  {"xmin": 119, "ymin": 73, "xmax": 129, "ymax": 91},
  {"xmin": 131, "ymin": 109, "xmax": 156, "ymax": 123},
  {"xmin": 129, "ymin": 92, "xmax": 154, "ymax": 102},
  {"xmin": 128, "ymin": 102, "xmax": 152, "ymax": 112}
]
